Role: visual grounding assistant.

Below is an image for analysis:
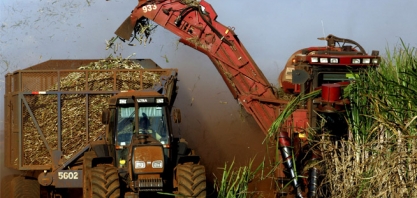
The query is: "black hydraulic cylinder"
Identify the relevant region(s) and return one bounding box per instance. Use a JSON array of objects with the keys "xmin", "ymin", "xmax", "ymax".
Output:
[
  {"xmin": 308, "ymin": 167, "xmax": 318, "ymax": 198},
  {"xmin": 279, "ymin": 132, "xmax": 304, "ymax": 198}
]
